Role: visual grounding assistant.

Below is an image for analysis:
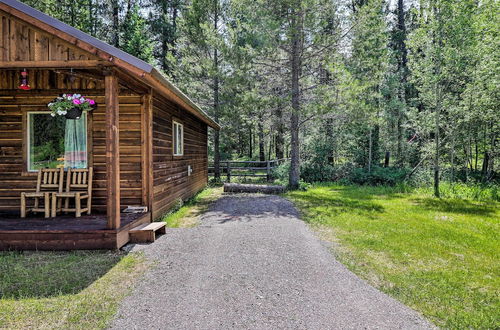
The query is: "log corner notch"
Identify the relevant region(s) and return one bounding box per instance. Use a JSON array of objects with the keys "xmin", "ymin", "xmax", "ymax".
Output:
[
  {"xmin": 104, "ymin": 68, "xmax": 120, "ymax": 229},
  {"xmin": 141, "ymin": 90, "xmax": 153, "ymax": 214}
]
